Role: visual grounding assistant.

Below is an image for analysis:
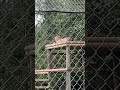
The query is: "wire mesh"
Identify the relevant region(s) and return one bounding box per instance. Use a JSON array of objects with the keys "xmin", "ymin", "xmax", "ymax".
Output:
[
  {"xmin": 35, "ymin": 0, "xmax": 85, "ymax": 89},
  {"xmin": 35, "ymin": 11, "xmax": 85, "ymax": 90},
  {"xmin": 35, "ymin": 0, "xmax": 85, "ymax": 12},
  {"xmin": 85, "ymin": 0, "xmax": 120, "ymax": 90},
  {"xmin": 0, "ymin": 0, "xmax": 34, "ymax": 90},
  {"xmin": 35, "ymin": 0, "xmax": 120, "ymax": 90}
]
